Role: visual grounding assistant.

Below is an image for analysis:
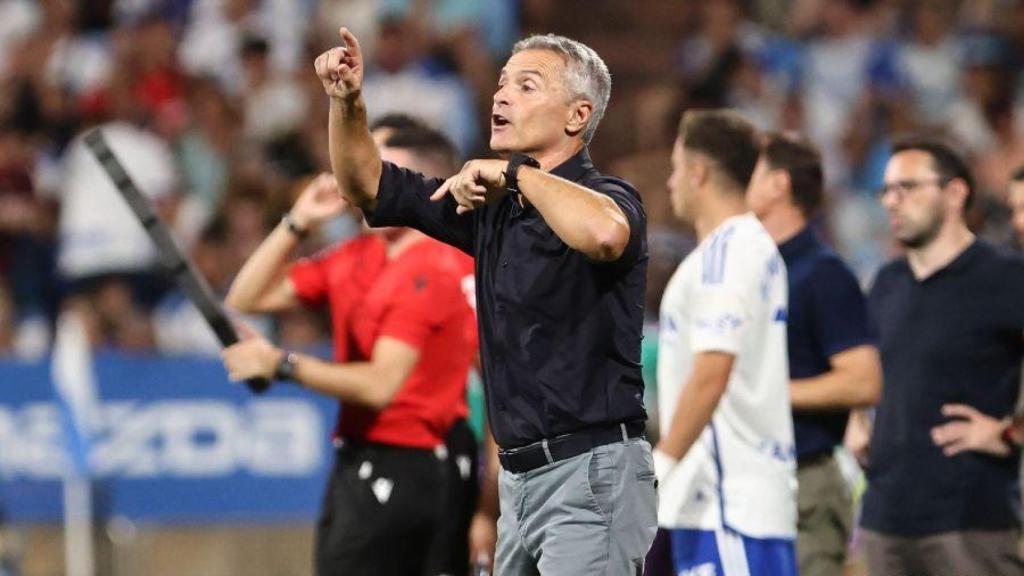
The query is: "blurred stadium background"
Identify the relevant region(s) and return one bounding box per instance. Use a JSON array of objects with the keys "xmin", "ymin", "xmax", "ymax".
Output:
[{"xmin": 0, "ymin": 0, "xmax": 1022, "ymax": 574}]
